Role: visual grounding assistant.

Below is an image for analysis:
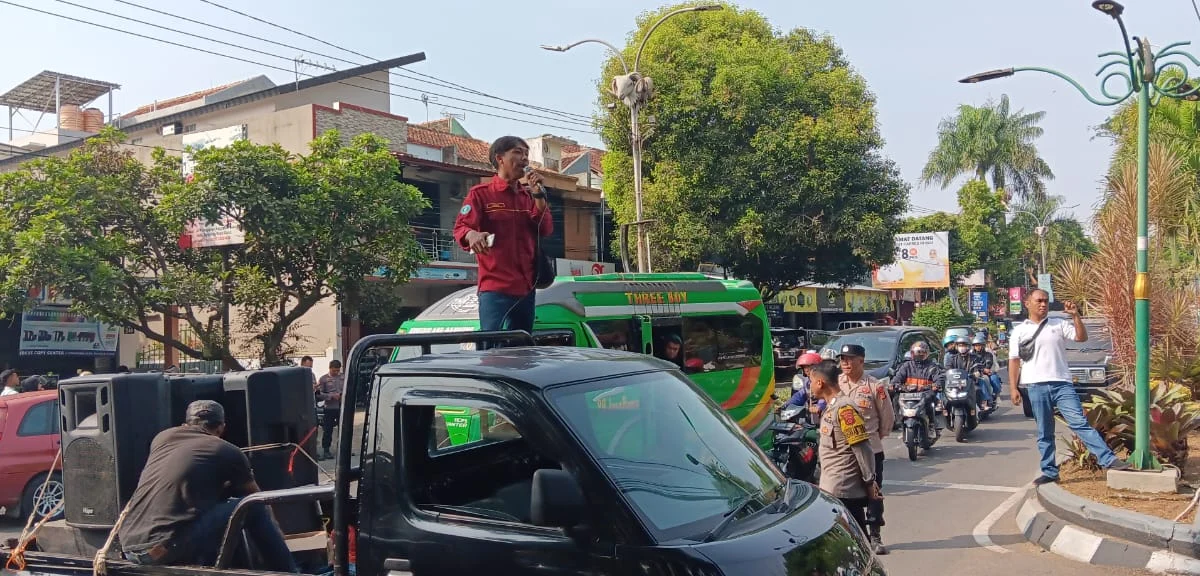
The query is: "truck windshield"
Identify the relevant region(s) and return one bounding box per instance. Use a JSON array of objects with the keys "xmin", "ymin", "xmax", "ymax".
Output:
[{"xmin": 547, "ymin": 370, "xmax": 784, "ymax": 542}]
